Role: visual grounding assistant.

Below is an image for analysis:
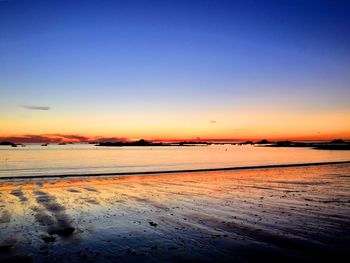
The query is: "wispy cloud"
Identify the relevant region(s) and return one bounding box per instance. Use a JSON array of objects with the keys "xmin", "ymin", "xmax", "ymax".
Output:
[
  {"xmin": 233, "ymin": 129, "xmax": 246, "ymax": 135},
  {"xmin": 210, "ymin": 120, "xmax": 216, "ymax": 124},
  {"xmin": 21, "ymin": 105, "xmax": 50, "ymax": 110}
]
